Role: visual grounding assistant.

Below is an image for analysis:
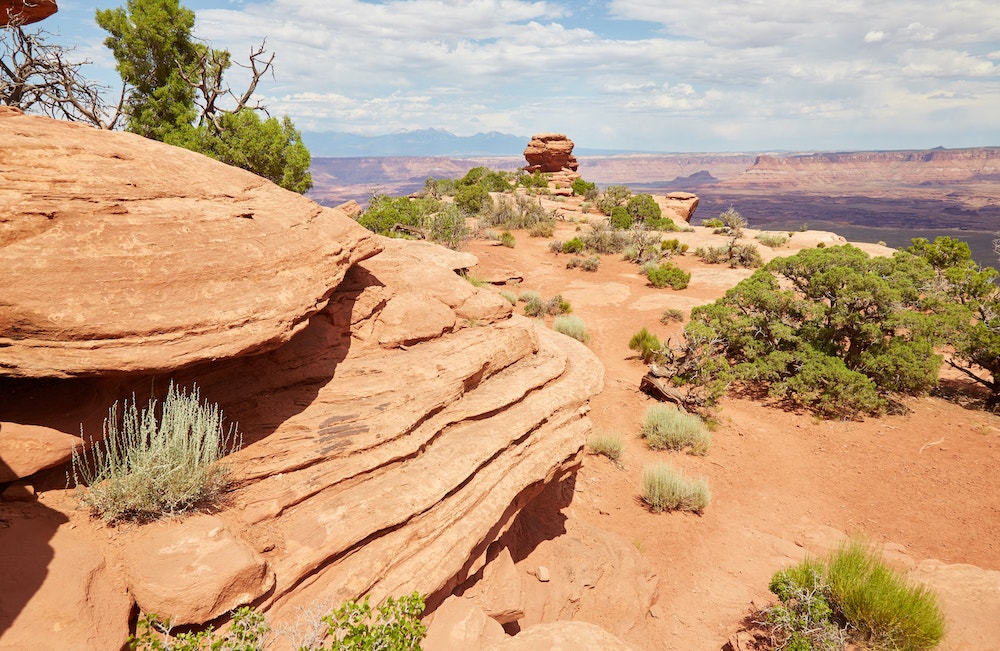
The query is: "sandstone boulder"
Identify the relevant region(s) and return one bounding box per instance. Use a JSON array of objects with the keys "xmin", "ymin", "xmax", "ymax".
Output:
[
  {"xmin": 121, "ymin": 515, "xmax": 275, "ymax": 625},
  {"xmin": 659, "ymin": 191, "xmax": 700, "ymax": 223},
  {"xmin": 524, "ymin": 133, "xmax": 579, "ymax": 173},
  {"xmin": 0, "ymin": 108, "xmax": 380, "ymax": 378},
  {"xmin": 0, "ymin": 422, "xmax": 79, "ymax": 482},
  {"xmin": 423, "ymin": 596, "xmax": 507, "ymax": 651},
  {"xmin": 0, "ymin": 0, "xmax": 57, "ymax": 26}
]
